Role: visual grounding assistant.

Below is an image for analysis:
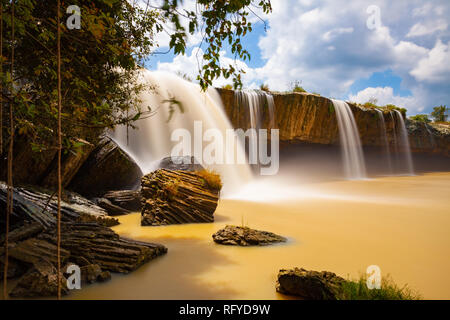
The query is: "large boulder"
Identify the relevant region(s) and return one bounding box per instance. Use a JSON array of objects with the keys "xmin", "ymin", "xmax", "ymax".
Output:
[
  {"xmin": 212, "ymin": 225, "xmax": 287, "ymax": 246},
  {"xmin": 69, "ymin": 136, "xmax": 143, "ymax": 197},
  {"xmin": 276, "ymin": 268, "xmax": 346, "ymax": 300},
  {"xmin": 141, "ymin": 169, "xmax": 221, "ymax": 226}
]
